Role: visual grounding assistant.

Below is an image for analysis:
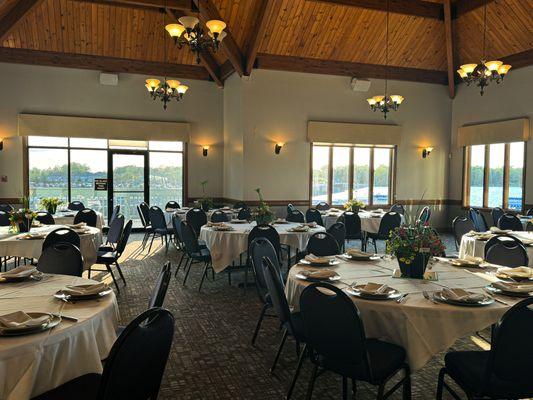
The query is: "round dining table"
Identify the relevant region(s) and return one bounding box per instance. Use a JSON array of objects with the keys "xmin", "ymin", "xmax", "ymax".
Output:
[
  {"xmin": 52, "ymin": 210, "xmax": 105, "ymax": 231},
  {"xmin": 199, "ymin": 221, "xmax": 326, "ymax": 273},
  {"xmin": 285, "ymin": 256, "xmax": 519, "ymax": 371},
  {"xmin": 164, "ymin": 207, "xmax": 237, "ymax": 228},
  {"xmin": 0, "ymin": 225, "xmax": 103, "ymax": 270},
  {"xmin": 0, "ymin": 274, "xmax": 118, "ymax": 400},
  {"xmin": 321, "ymin": 209, "xmax": 397, "ymax": 233}
]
